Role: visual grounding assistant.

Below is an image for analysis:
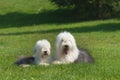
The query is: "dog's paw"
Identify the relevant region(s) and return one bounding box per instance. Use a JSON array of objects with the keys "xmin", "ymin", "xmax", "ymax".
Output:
[
  {"xmin": 19, "ymin": 64, "xmax": 30, "ymax": 67},
  {"xmin": 52, "ymin": 60, "xmax": 63, "ymax": 64},
  {"xmin": 52, "ymin": 60, "xmax": 72, "ymax": 64},
  {"xmin": 39, "ymin": 63, "xmax": 49, "ymax": 66}
]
